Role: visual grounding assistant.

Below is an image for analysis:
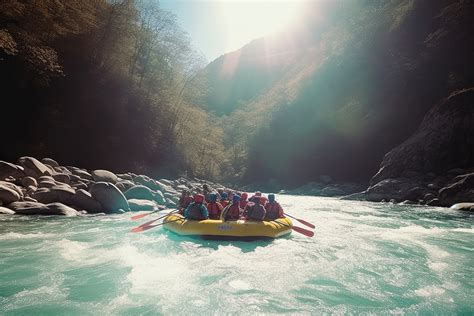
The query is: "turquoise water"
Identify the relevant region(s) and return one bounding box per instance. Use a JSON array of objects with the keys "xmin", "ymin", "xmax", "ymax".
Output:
[{"xmin": 0, "ymin": 196, "xmax": 473, "ymax": 314}]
